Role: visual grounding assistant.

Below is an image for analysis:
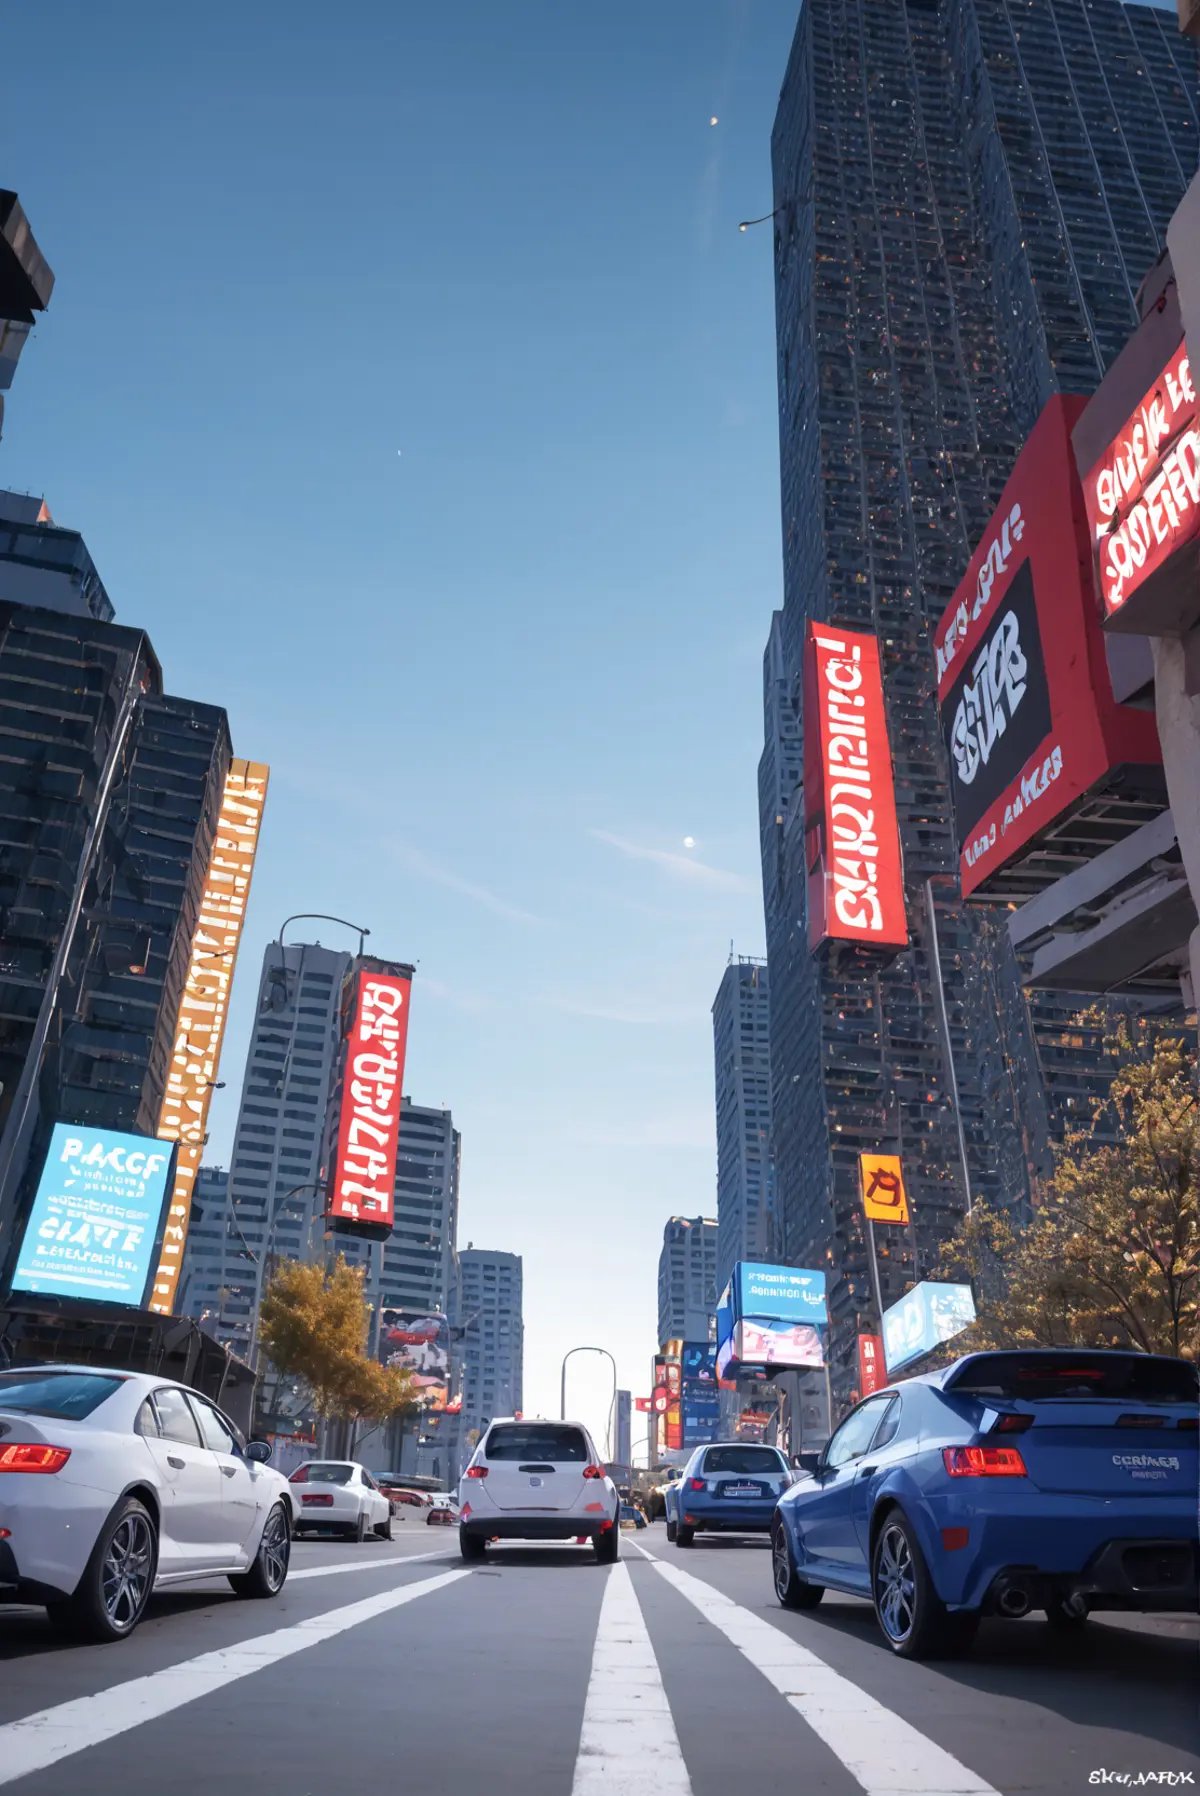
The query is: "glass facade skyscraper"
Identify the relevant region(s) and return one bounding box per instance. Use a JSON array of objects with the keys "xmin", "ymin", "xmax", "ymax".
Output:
[
  {"xmin": 763, "ymin": 0, "xmax": 1197, "ymax": 1402},
  {"xmin": 712, "ymin": 956, "xmax": 773, "ymax": 1299}
]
